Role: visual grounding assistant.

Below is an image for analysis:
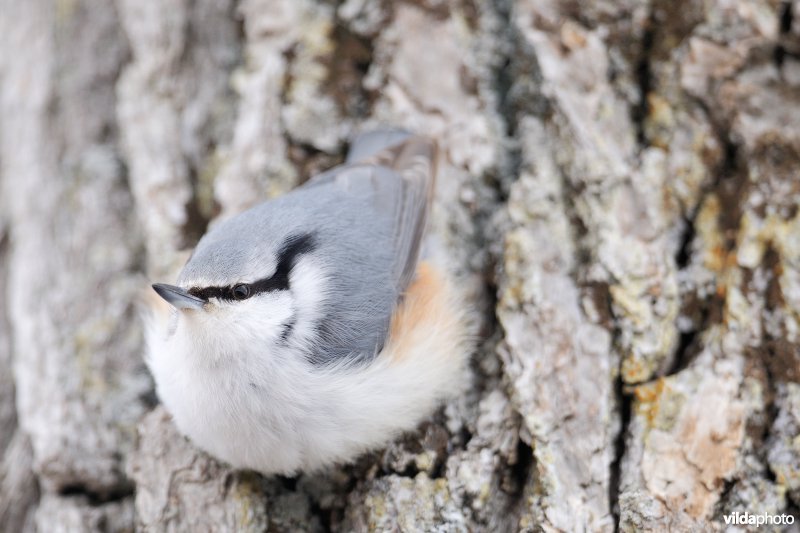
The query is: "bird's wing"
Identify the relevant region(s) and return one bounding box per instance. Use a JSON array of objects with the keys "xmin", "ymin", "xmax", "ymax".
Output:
[
  {"xmin": 302, "ymin": 134, "xmax": 437, "ymax": 296},
  {"xmin": 366, "ymin": 136, "xmax": 437, "ymax": 295}
]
